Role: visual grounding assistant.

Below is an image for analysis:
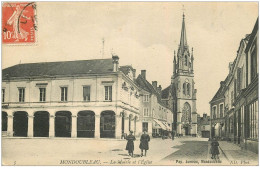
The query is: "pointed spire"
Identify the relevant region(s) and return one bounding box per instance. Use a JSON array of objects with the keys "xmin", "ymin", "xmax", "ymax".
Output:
[
  {"xmin": 174, "ymin": 50, "xmax": 176, "ymax": 62},
  {"xmin": 180, "ymin": 13, "xmax": 187, "ymax": 51},
  {"xmin": 173, "ymin": 50, "xmax": 176, "ymax": 75}
]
